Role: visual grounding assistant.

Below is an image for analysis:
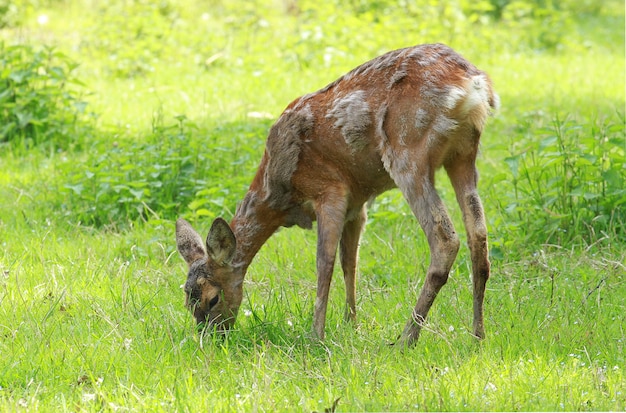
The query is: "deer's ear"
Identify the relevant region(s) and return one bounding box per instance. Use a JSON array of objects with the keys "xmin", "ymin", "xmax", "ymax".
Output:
[
  {"xmin": 206, "ymin": 218, "xmax": 237, "ymax": 266},
  {"xmin": 175, "ymin": 218, "xmax": 207, "ymax": 265}
]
